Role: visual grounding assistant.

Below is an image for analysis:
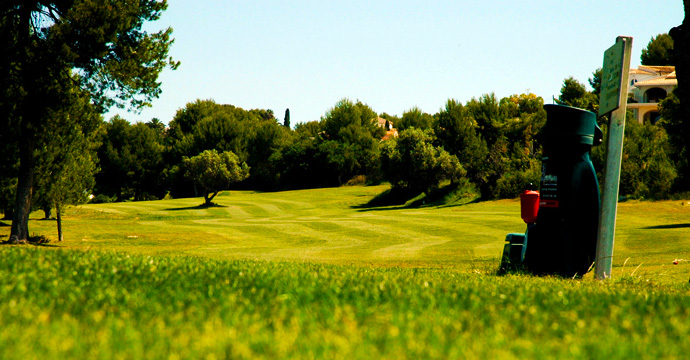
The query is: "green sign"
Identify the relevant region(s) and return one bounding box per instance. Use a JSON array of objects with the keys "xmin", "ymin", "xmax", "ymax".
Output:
[{"xmin": 599, "ymin": 39, "xmax": 626, "ymax": 116}]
